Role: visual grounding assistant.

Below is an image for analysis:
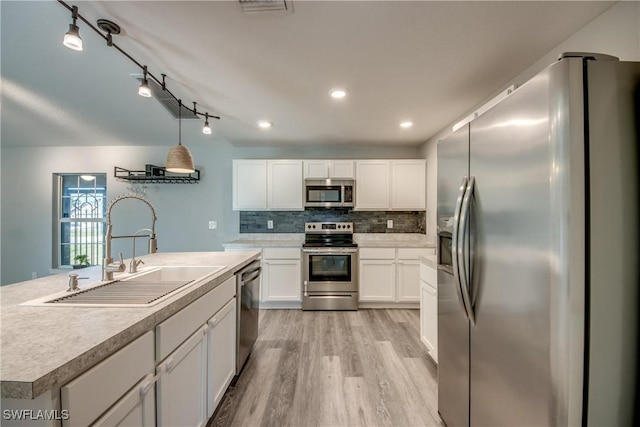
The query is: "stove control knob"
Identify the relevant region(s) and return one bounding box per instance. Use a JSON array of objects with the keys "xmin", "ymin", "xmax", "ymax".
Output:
[
  {"xmin": 347, "ymin": 224, "xmax": 351, "ymax": 229},
  {"xmin": 307, "ymin": 225, "xmax": 311, "ymax": 229}
]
